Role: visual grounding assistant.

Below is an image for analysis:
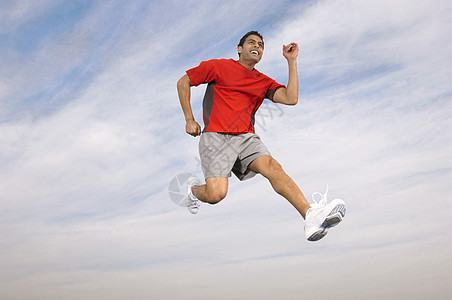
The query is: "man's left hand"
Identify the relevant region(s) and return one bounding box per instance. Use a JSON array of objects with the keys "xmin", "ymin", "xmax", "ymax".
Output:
[{"xmin": 283, "ymin": 42, "xmax": 299, "ymax": 61}]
